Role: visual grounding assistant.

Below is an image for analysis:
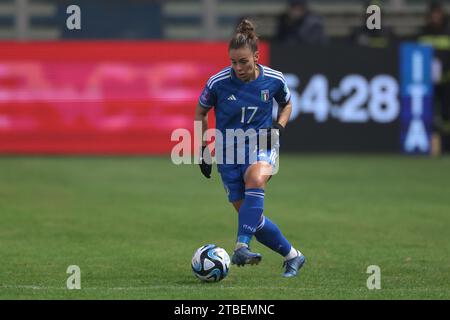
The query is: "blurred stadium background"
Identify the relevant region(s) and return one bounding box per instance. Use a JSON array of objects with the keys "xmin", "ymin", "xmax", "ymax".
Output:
[
  {"xmin": 1, "ymin": 0, "xmax": 449, "ymax": 40},
  {"xmin": 0, "ymin": 0, "xmax": 449, "ymax": 300},
  {"xmin": 0, "ymin": 0, "xmax": 450, "ymax": 154}
]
